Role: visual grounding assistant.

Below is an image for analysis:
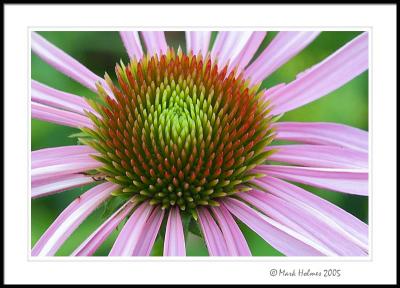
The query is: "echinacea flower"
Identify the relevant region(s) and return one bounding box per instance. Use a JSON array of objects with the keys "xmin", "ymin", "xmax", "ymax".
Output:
[{"xmin": 31, "ymin": 30, "xmax": 368, "ymax": 256}]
